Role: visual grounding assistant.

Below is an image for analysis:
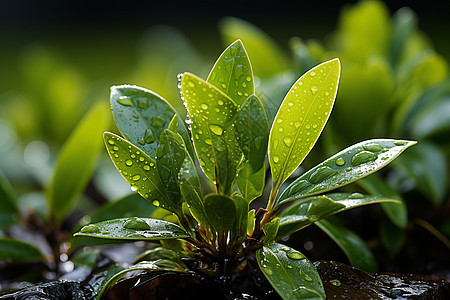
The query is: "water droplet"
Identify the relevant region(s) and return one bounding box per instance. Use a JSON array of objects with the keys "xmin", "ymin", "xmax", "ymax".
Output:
[
  {"xmin": 287, "ymin": 265, "xmax": 293, "ymax": 269},
  {"xmin": 143, "ymin": 165, "xmax": 150, "ymax": 171},
  {"xmin": 221, "ymin": 83, "xmax": 227, "ymax": 89},
  {"xmin": 205, "ymin": 138, "xmax": 212, "ymax": 145},
  {"xmin": 335, "ymin": 158, "xmax": 345, "ymax": 166},
  {"xmin": 218, "ymin": 100, "xmax": 224, "ymax": 105},
  {"xmin": 246, "ymin": 76, "xmax": 251, "ymax": 82},
  {"xmin": 137, "ymin": 99, "xmax": 148, "ymax": 109},
  {"xmin": 348, "ymin": 193, "xmax": 364, "ymax": 199},
  {"xmin": 152, "ymin": 200, "xmax": 160, "ymax": 206},
  {"xmin": 330, "ymin": 279, "xmax": 341, "ymax": 287},
  {"xmin": 277, "ymin": 119, "xmax": 283, "ymax": 124},
  {"xmin": 325, "ymin": 91, "xmax": 330, "ymax": 96},
  {"xmin": 125, "ymin": 160, "xmax": 133, "ymax": 166},
  {"xmin": 132, "ymin": 175, "xmax": 141, "ymax": 181},
  {"xmin": 310, "ymin": 71, "xmax": 316, "ymax": 77},
  {"xmin": 123, "ymin": 217, "xmax": 150, "ymax": 230},
  {"xmin": 201, "ymin": 103, "xmax": 208, "ymax": 110},
  {"xmin": 287, "ymin": 251, "xmax": 305, "ymax": 260},
  {"xmin": 363, "ymin": 143, "xmax": 383, "ymax": 152},
  {"xmin": 264, "ymin": 267, "xmax": 273, "ymax": 275},
  {"xmin": 139, "ymin": 157, "xmax": 144, "ymax": 162},
  {"xmin": 308, "ymin": 166, "xmax": 337, "ymax": 184},
  {"xmin": 310, "ymin": 85, "xmax": 319, "ymax": 94},
  {"xmin": 107, "ymin": 139, "xmax": 115, "ymax": 145},
  {"xmin": 80, "ymin": 224, "xmax": 99, "ymax": 234},
  {"xmin": 278, "ymin": 127, "xmax": 283, "ymax": 132},
  {"xmin": 273, "ymin": 156, "xmax": 280, "ymax": 163},
  {"xmin": 304, "ymin": 275, "xmax": 313, "ymax": 282},
  {"xmin": 295, "ymin": 121, "xmax": 301, "ymax": 128},
  {"xmin": 117, "ymin": 96, "xmax": 135, "ymax": 107},
  {"xmin": 351, "ymin": 151, "xmax": 377, "ymax": 166},
  {"xmin": 283, "ymin": 137, "xmax": 292, "ymax": 147},
  {"xmin": 395, "ymin": 141, "xmax": 407, "ymax": 146},
  {"xmin": 209, "ymin": 124, "xmax": 223, "ymax": 135},
  {"xmin": 188, "ymin": 81, "xmax": 195, "ymax": 88},
  {"xmin": 288, "ymin": 102, "xmax": 294, "ymax": 107}
]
